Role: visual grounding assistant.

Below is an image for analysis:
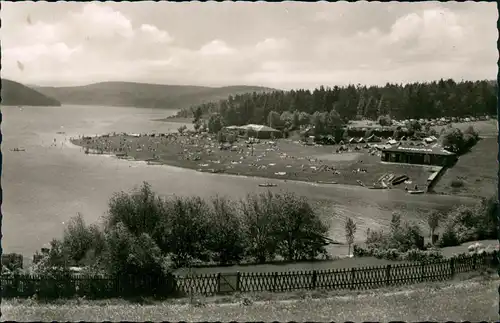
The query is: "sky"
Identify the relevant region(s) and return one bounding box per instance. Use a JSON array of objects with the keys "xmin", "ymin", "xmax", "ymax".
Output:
[{"xmin": 1, "ymin": 1, "xmax": 498, "ymax": 90}]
